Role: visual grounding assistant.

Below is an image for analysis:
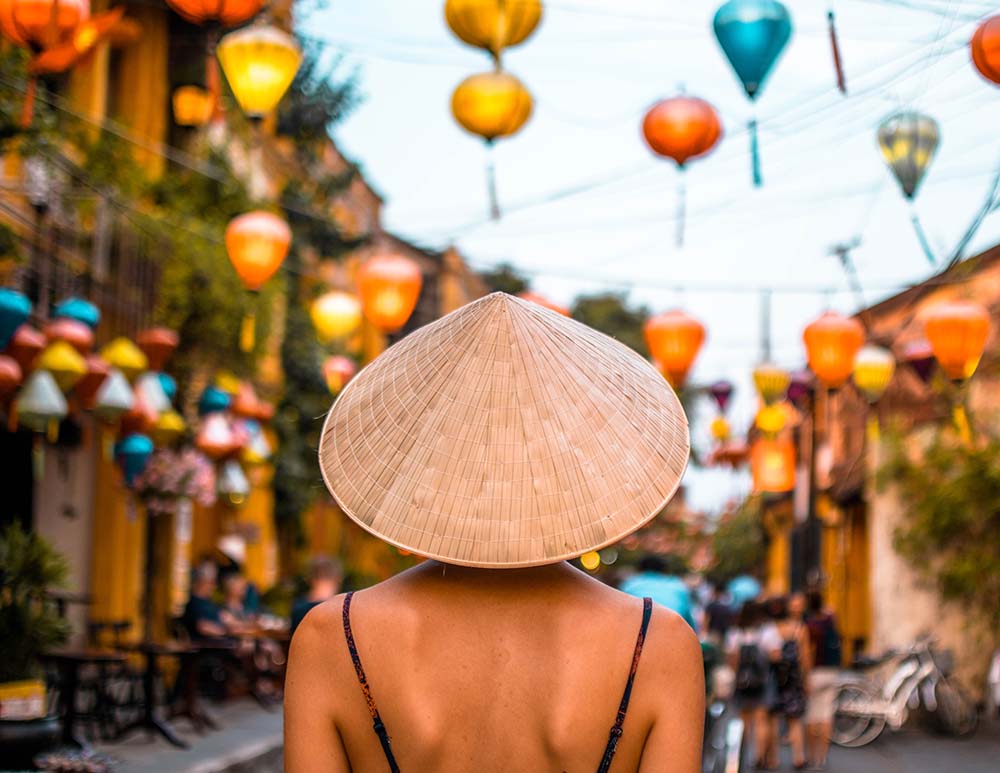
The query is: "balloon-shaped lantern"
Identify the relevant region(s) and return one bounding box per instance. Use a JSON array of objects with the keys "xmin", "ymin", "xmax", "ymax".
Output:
[
  {"xmin": 713, "ymin": 0, "xmax": 792, "ymax": 186},
  {"xmin": 7, "ymin": 325, "xmax": 46, "ymax": 372},
  {"xmin": 444, "ymin": 0, "xmax": 543, "ymax": 64},
  {"xmin": 877, "ymin": 111, "xmax": 939, "ymax": 266},
  {"xmin": 120, "ymin": 390, "xmax": 158, "ymax": 435},
  {"xmin": 75, "ymin": 354, "xmax": 109, "ymax": 407},
  {"xmin": 922, "ymin": 301, "xmax": 990, "ymax": 383},
  {"xmin": 755, "ymin": 402, "xmax": 789, "ymax": 435},
  {"xmin": 172, "ymin": 85, "xmax": 214, "ymax": 127},
  {"xmin": 852, "ymin": 345, "xmax": 895, "ymax": 403},
  {"xmin": 0, "ymin": 288, "xmax": 32, "ymax": 349},
  {"xmin": 708, "ymin": 380, "xmax": 734, "ymax": 413},
  {"xmin": 197, "ymin": 413, "xmax": 237, "ymax": 459},
  {"xmin": 137, "ymin": 327, "xmax": 179, "ymax": 372},
  {"xmin": 753, "ymin": 362, "xmax": 790, "ymax": 404},
  {"xmin": 517, "ymin": 291, "xmax": 570, "ymax": 316},
  {"xmin": 53, "ymin": 296, "xmax": 99, "ymax": 329},
  {"xmin": 164, "ymin": 0, "xmax": 261, "ymax": 26},
  {"xmin": 310, "ymin": 291, "xmax": 362, "ymax": 342},
  {"xmin": 642, "ymin": 96, "xmax": 723, "ymax": 245},
  {"xmin": 37, "ymin": 340, "xmax": 86, "ymax": 393},
  {"xmin": 135, "ymin": 372, "xmax": 172, "ymax": 415},
  {"xmin": 902, "ymin": 339, "xmax": 936, "ymax": 385},
  {"xmin": 91, "ymin": 368, "xmax": 134, "ymax": 422},
  {"xmin": 157, "ymin": 372, "xmax": 178, "ymax": 403},
  {"xmin": 971, "ymin": 16, "xmax": 1000, "ymax": 86},
  {"xmin": 357, "ymin": 254, "xmax": 423, "ymax": 334},
  {"xmin": 225, "ymin": 210, "xmax": 291, "ymax": 352},
  {"xmin": 101, "ymin": 337, "xmax": 148, "ymax": 382},
  {"xmin": 114, "ymin": 433, "xmax": 153, "ymax": 487},
  {"xmin": 15, "ymin": 369, "xmax": 67, "ymax": 440},
  {"xmin": 217, "ymin": 459, "xmax": 250, "ymax": 505},
  {"xmin": 710, "ymin": 415, "xmax": 731, "ymax": 442},
  {"xmin": 198, "ymin": 385, "xmax": 232, "ymax": 416},
  {"xmin": 44, "ymin": 318, "xmax": 93, "ymax": 354},
  {"xmin": 452, "ymin": 71, "xmax": 533, "ymax": 219},
  {"xmin": 217, "ymin": 22, "xmax": 301, "ymax": 120},
  {"xmin": 644, "ymin": 309, "xmax": 706, "ymax": 389},
  {"xmin": 751, "ymin": 437, "xmax": 795, "ymax": 493},
  {"xmin": 803, "ymin": 310, "xmax": 864, "ymax": 390},
  {"xmin": 152, "ymin": 410, "xmax": 187, "ymax": 447},
  {"xmin": 322, "ymin": 355, "xmax": 357, "ymax": 396}
]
